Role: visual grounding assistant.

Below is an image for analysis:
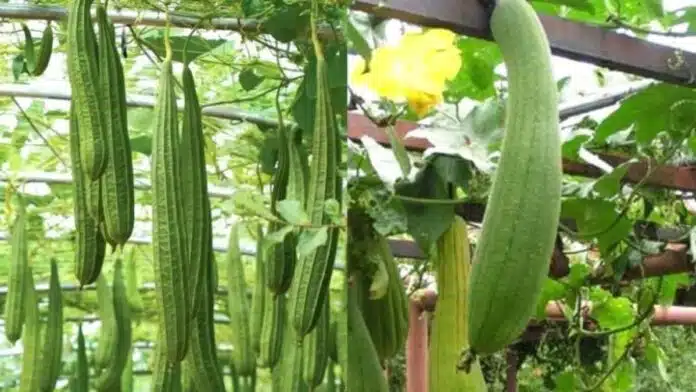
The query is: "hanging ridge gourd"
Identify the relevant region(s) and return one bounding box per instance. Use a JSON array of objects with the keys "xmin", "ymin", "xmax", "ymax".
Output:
[
  {"xmin": 70, "ymin": 105, "xmax": 107, "ymax": 286},
  {"xmin": 182, "ymin": 253, "xmax": 227, "ymax": 391},
  {"xmin": 32, "ymin": 22, "xmax": 53, "ymax": 76},
  {"xmin": 430, "ymin": 217, "xmax": 487, "ymax": 391},
  {"xmin": 21, "ymin": 22, "xmax": 53, "ymax": 76},
  {"xmin": 288, "ymin": 11, "xmax": 341, "ymax": 339},
  {"xmin": 266, "ymin": 124, "xmax": 299, "ymax": 295},
  {"xmin": 95, "ymin": 258, "xmax": 133, "ymax": 391},
  {"xmin": 151, "ymin": 53, "xmax": 191, "ymax": 363},
  {"xmin": 4, "ymin": 197, "xmax": 28, "ymax": 345},
  {"xmin": 39, "ymin": 259, "xmax": 64, "ymax": 392},
  {"xmin": 465, "ymin": 0, "xmax": 562, "ymax": 357},
  {"xmin": 19, "ymin": 269, "xmax": 41, "ymax": 392},
  {"xmin": 96, "ymin": 5, "xmax": 135, "ymax": 249},
  {"xmin": 226, "ymin": 223, "xmax": 256, "ymax": 376},
  {"xmin": 67, "ymin": 0, "xmax": 108, "ymax": 181},
  {"xmin": 94, "ymin": 273, "xmax": 116, "ymax": 370},
  {"xmin": 74, "ymin": 324, "xmax": 90, "ymax": 392},
  {"xmin": 180, "ymin": 62, "xmax": 211, "ymax": 320}
]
